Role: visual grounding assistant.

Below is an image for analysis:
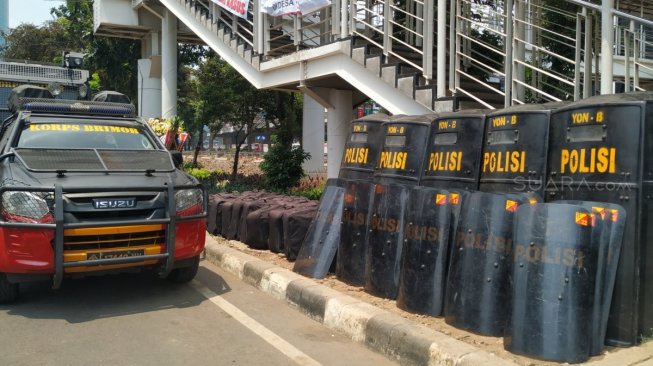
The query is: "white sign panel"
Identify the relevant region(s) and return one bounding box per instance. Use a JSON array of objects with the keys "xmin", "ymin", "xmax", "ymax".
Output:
[
  {"xmin": 260, "ymin": 0, "xmax": 299, "ymax": 16},
  {"xmin": 260, "ymin": 0, "xmax": 330, "ymax": 16},
  {"xmin": 213, "ymin": 0, "xmax": 250, "ymax": 19}
]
